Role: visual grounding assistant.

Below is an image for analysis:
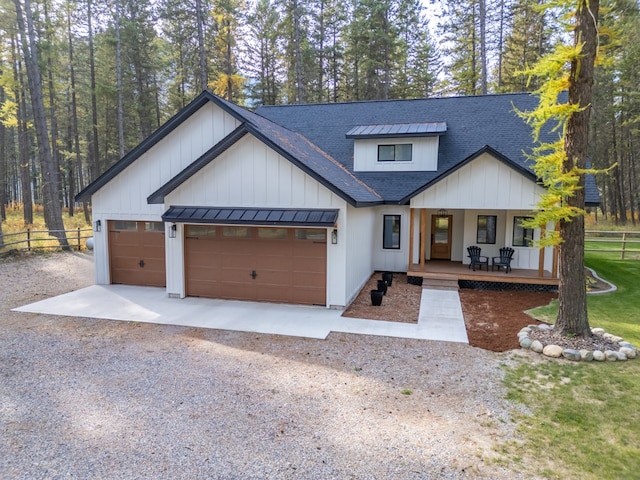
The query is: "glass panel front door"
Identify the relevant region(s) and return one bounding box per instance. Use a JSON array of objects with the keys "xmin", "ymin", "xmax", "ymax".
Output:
[{"xmin": 430, "ymin": 215, "xmax": 452, "ymax": 260}]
